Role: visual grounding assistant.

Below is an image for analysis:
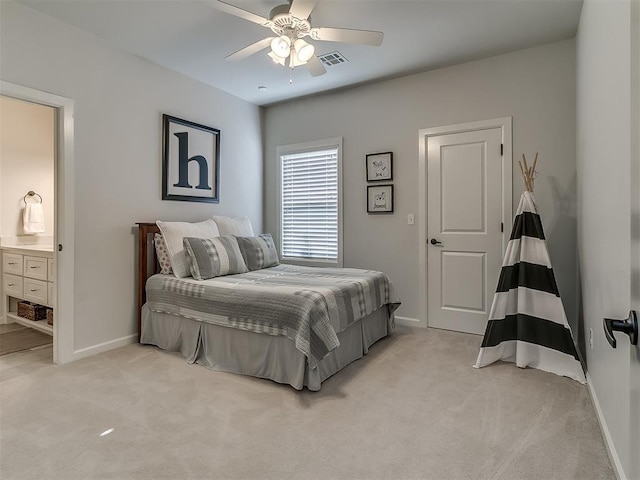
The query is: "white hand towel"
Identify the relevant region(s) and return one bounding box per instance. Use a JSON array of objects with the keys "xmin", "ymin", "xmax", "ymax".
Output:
[{"xmin": 23, "ymin": 203, "xmax": 46, "ymax": 234}]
